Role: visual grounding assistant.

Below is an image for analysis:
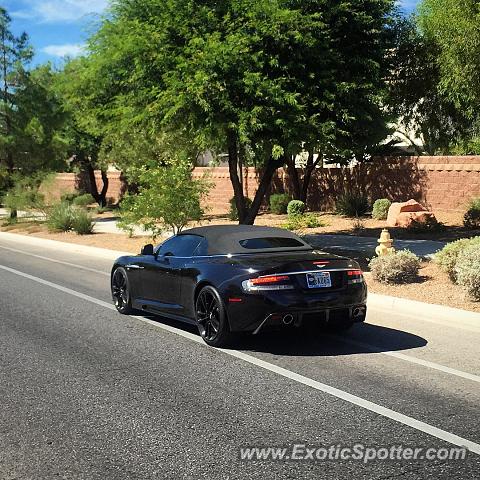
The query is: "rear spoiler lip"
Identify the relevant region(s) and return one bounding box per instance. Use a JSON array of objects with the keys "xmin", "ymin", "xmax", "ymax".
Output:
[{"xmin": 258, "ymin": 268, "xmax": 360, "ymax": 277}]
